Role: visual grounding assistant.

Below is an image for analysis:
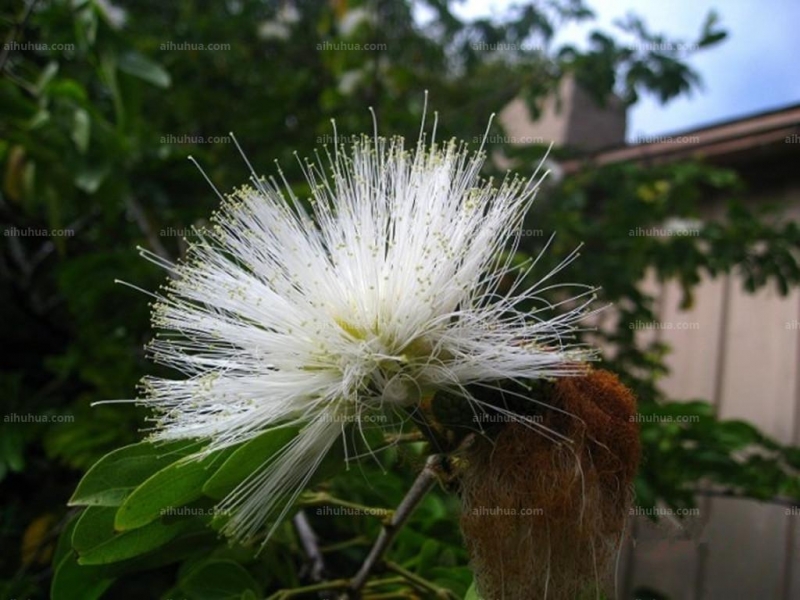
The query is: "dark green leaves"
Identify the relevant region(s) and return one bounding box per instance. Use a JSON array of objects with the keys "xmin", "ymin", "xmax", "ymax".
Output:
[
  {"xmin": 52, "ymin": 552, "xmax": 115, "ymax": 600},
  {"xmin": 67, "ymin": 427, "xmax": 304, "ymax": 538},
  {"xmin": 697, "ymin": 10, "xmax": 728, "ymax": 48},
  {"xmin": 73, "ymin": 506, "xmax": 197, "ymax": 565},
  {"xmin": 203, "ymin": 425, "xmax": 301, "ymax": 500},
  {"xmin": 635, "ymin": 399, "xmax": 800, "ymax": 514},
  {"xmin": 68, "ymin": 439, "xmax": 202, "ymax": 507},
  {"xmin": 58, "ymin": 423, "xmax": 345, "ymax": 596},
  {"xmin": 115, "ymin": 448, "xmax": 235, "ymax": 530}
]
